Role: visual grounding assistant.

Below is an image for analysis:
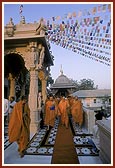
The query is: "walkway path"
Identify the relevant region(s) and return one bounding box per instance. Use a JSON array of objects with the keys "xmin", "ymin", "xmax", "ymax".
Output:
[{"xmin": 51, "ymin": 123, "xmax": 79, "ymax": 164}]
